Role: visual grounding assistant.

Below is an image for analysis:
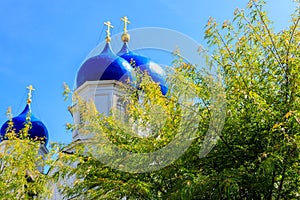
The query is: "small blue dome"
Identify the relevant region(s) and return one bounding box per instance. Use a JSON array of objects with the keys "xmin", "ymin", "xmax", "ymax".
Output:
[
  {"xmin": 0, "ymin": 104, "xmax": 48, "ymax": 145},
  {"xmin": 118, "ymin": 43, "xmax": 168, "ymax": 95},
  {"xmin": 76, "ymin": 43, "xmax": 133, "ymax": 88}
]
